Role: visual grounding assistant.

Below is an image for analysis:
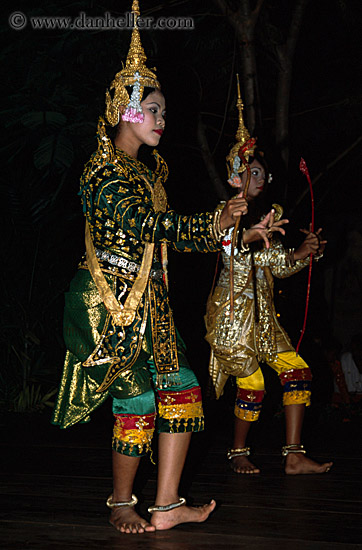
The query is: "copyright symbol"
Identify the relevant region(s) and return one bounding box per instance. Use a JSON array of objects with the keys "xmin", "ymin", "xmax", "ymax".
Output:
[{"xmin": 9, "ymin": 12, "xmax": 27, "ymax": 30}]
